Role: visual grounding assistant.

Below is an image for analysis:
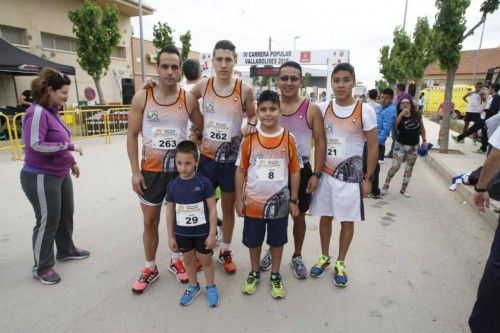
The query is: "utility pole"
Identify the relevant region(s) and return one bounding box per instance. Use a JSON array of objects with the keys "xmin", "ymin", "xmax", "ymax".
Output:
[
  {"xmin": 138, "ymin": 0, "xmax": 146, "ymax": 82},
  {"xmin": 268, "ymin": 36, "xmax": 271, "ymax": 51},
  {"xmin": 403, "ymin": 0, "xmax": 408, "ymax": 31}
]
